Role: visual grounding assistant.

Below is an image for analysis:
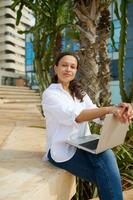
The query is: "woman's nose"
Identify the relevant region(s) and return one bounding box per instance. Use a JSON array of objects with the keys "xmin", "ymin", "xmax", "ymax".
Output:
[{"xmin": 66, "ymin": 66, "xmax": 71, "ymax": 71}]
